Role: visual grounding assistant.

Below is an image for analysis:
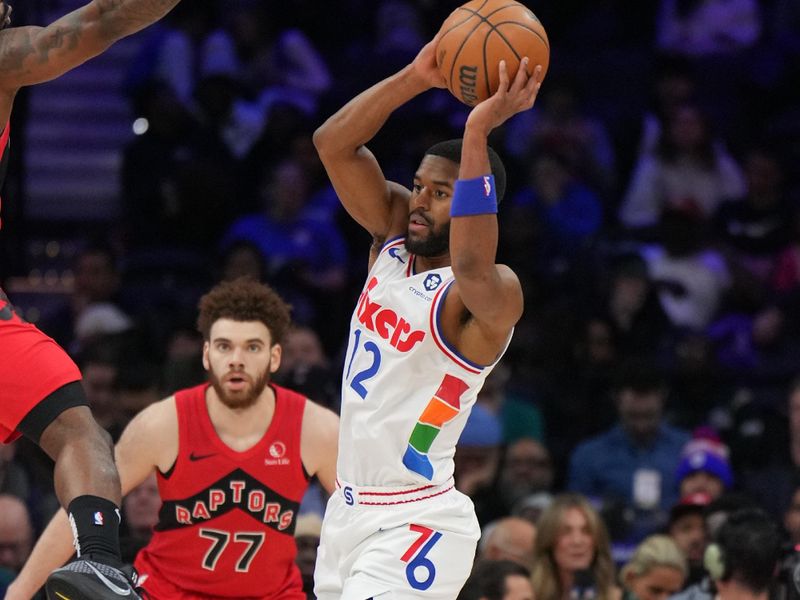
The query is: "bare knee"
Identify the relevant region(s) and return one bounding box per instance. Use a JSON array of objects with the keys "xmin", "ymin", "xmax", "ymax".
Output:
[{"xmin": 39, "ymin": 405, "xmax": 113, "ymax": 462}]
